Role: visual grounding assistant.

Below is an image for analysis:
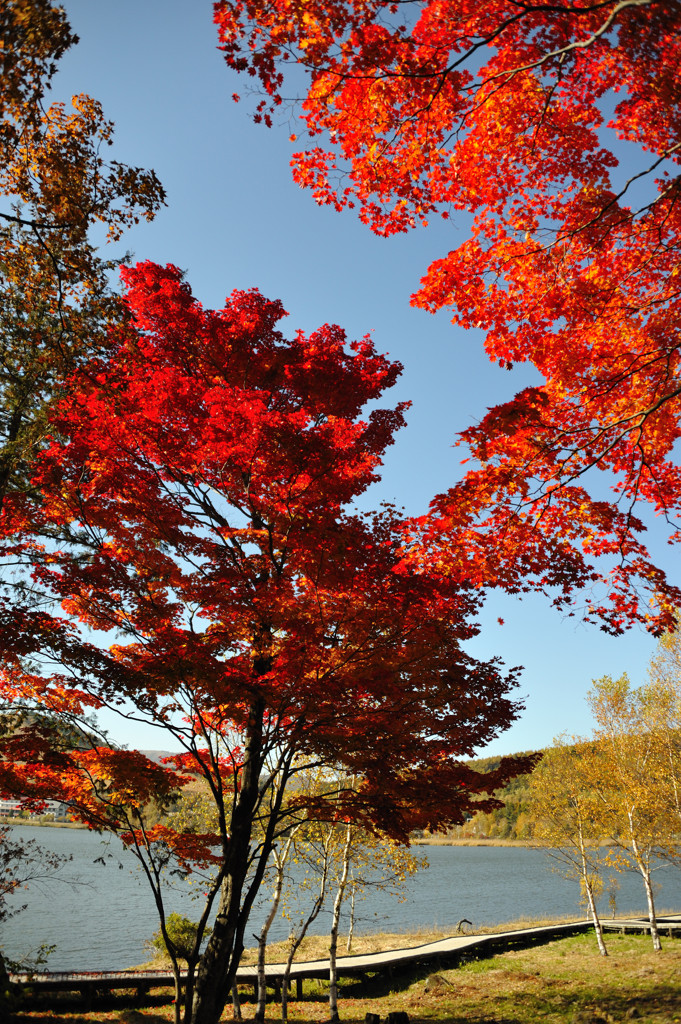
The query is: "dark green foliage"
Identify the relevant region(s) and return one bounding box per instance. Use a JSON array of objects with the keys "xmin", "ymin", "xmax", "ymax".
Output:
[{"xmin": 149, "ymin": 914, "xmax": 202, "ymax": 963}]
